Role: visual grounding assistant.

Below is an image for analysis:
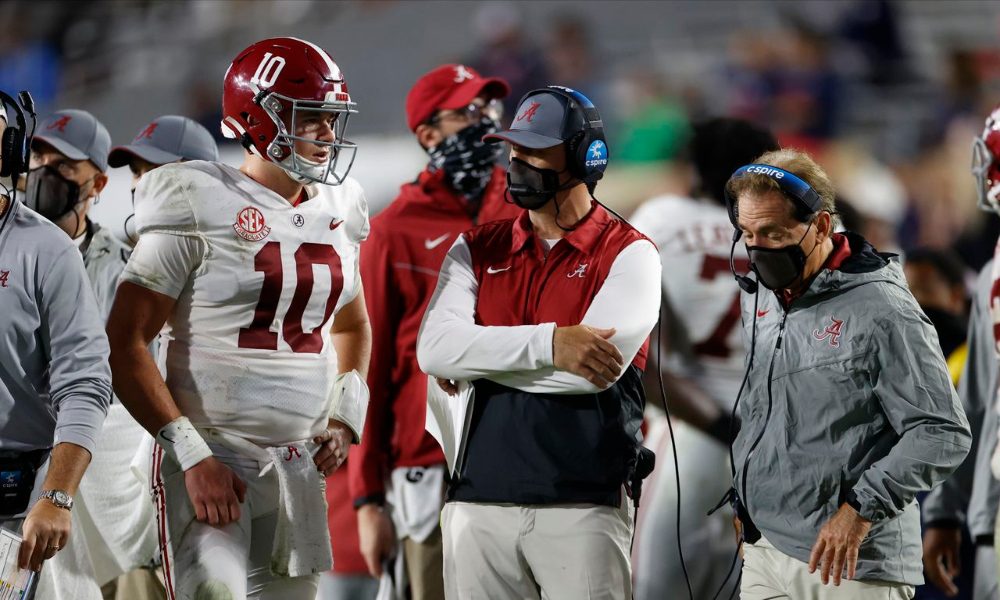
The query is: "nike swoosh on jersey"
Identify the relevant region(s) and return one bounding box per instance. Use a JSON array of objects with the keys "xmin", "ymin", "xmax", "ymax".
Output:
[
  {"xmin": 757, "ymin": 309, "xmax": 769, "ymax": 317},
  {"xmin": 424, "ymin": 233, "xmax": 450, "ymax": 250},
  {"xmin": 487, "ymin": 266, "xmax": 511, "ymax": 274},
  {"xmin": 329, "ymin": 219, "xmax": 344, "ymax": 230}
]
